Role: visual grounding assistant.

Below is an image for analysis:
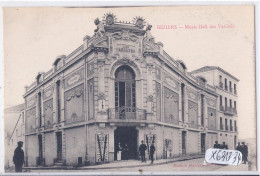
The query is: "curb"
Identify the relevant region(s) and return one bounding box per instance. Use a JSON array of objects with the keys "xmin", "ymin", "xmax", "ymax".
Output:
[{"xmin": 23, "ymin": 155, "xmax": 204, "ymax": 171}]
